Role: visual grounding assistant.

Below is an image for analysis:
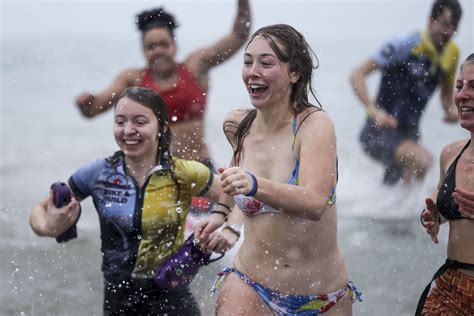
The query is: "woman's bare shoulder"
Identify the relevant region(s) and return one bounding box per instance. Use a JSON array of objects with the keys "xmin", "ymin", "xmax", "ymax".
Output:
[
  {"xmin": 440, "ymin": 138, "xmax": 470, "ymax": 166},
  {"xmin": 223, "ymin": 109, "xmax": 250, "ymax": 125},
  {"xmin": 223, "ymin": 109, "xmax": 252, "ymax": 148},
  {"xmin": 297, "ymin": 108, "xmax": 334, "ymax": 135}
]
